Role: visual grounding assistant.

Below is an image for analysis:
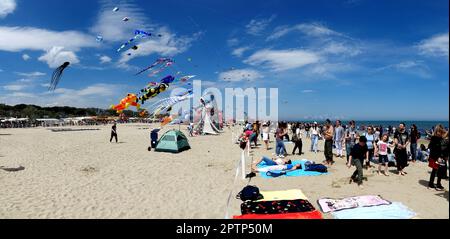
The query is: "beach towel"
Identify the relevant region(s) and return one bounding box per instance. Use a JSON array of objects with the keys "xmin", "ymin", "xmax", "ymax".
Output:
[
  {"xmin": 234, "ymin": 211, "xmax": 323, "ymax": 219},
  {"xmin": 258, "ymin": 160, "xmax": 328, "ymax": 178},
  {"xmin": 233, "ymin": 189, "xmax": 323, "ymax": 219},
  {"xmin": 258, "ymin": 190, "xmax": 307, "ymax": 201},
  {"xmin": 332, "ymin": 202, "xmax": 417, "ymax": 219},
  {"xmin": 318, "ymin": 195, "xmax": 391, "ymax": 213},
  {"xmin": 241, "ymin": 199, "xmax": 316, "ymax": 215}
]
